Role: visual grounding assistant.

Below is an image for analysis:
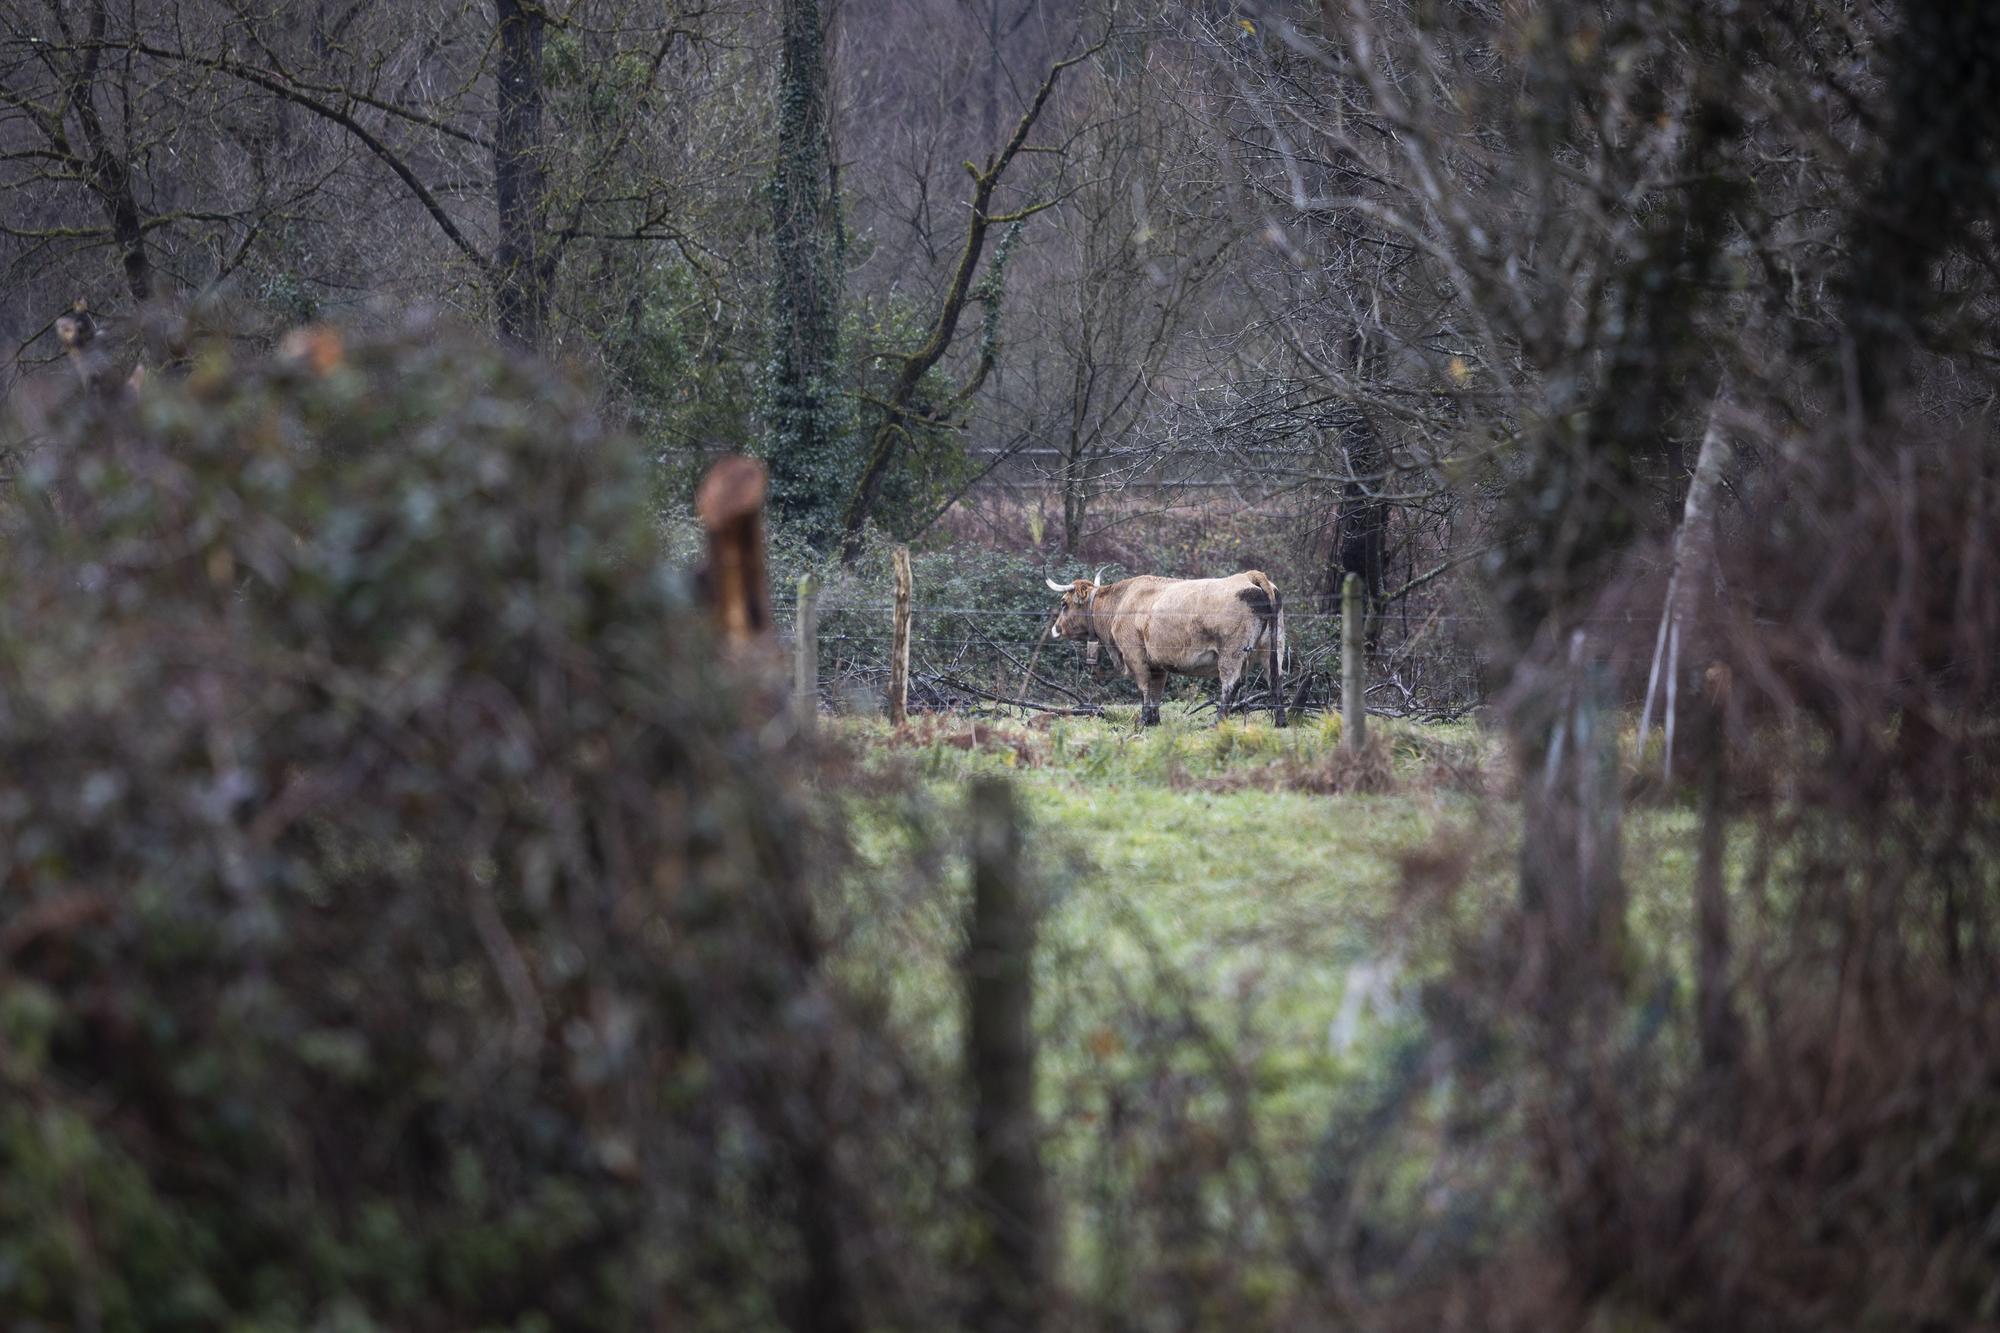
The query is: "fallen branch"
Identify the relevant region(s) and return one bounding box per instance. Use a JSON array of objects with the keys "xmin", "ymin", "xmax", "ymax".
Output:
[
  {"xmin": 988, "ymin": 634, "xmax": 1085, "ymax": 704},
  {"xmin": 931, "ymin": 675, "xmax": 1103, "ymax": 716}
]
